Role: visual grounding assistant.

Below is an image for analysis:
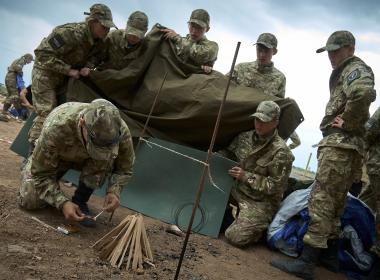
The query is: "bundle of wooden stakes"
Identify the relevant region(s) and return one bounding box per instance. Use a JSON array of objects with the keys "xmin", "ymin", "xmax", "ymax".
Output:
[{"xmin": 91, "ymin": 214, "xmax": 154, "ymax": 272}]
